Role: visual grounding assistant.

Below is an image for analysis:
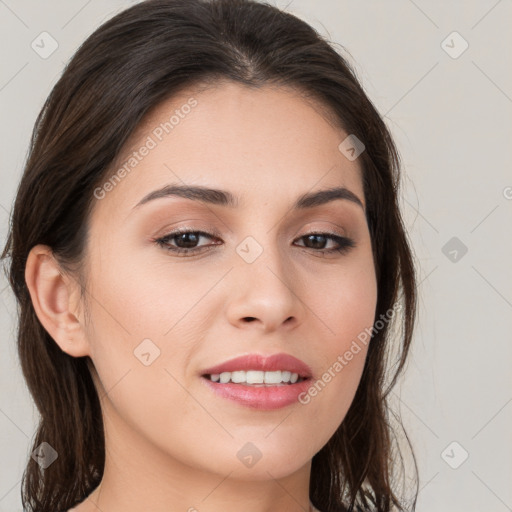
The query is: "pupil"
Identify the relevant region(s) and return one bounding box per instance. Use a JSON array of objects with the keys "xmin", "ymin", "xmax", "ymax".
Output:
[
  {"xmin": 177, "ymin": 233, "xmax": 198, "ymax": 248},
  {"xmin": 306, "ymin": 234, "xmax": 326, "ymax": 249}
]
